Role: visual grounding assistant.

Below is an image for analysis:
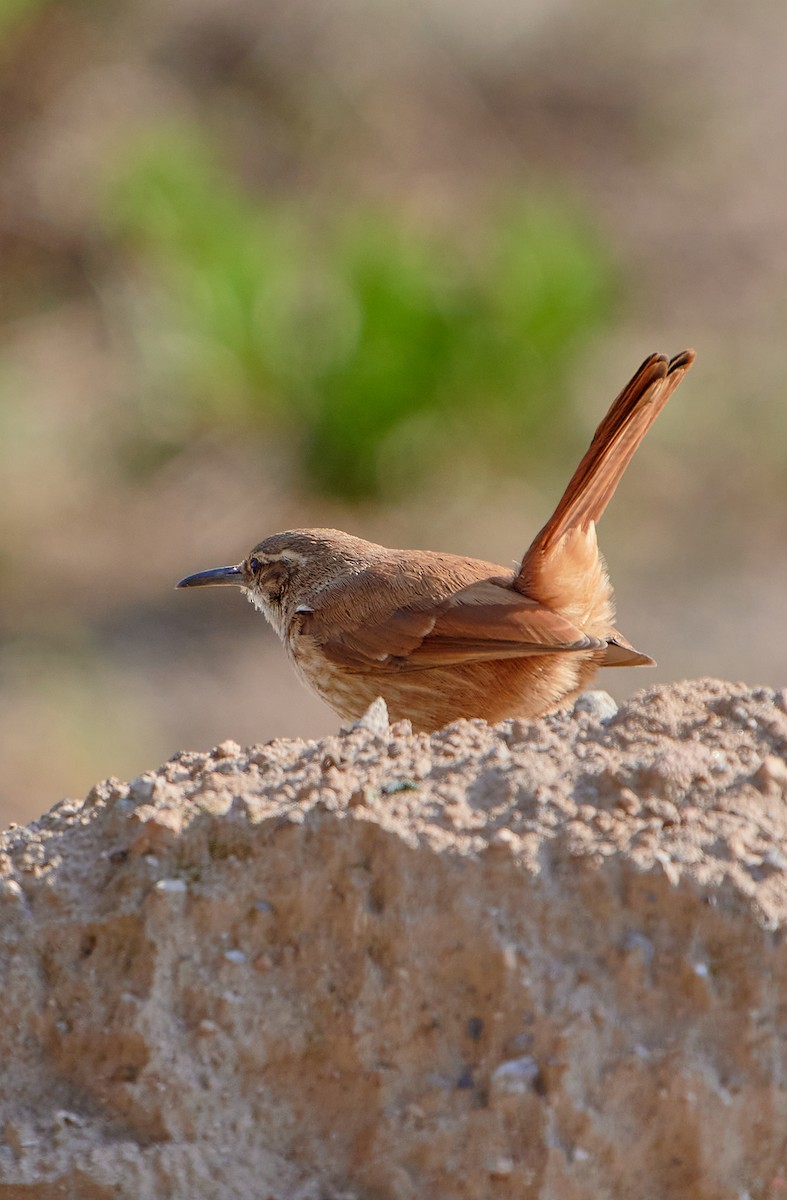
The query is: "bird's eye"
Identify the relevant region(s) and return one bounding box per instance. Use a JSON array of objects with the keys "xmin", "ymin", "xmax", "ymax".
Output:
[{"xmin": 249, "ymin": 557, "xmax": 288, "ymax": 603}]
